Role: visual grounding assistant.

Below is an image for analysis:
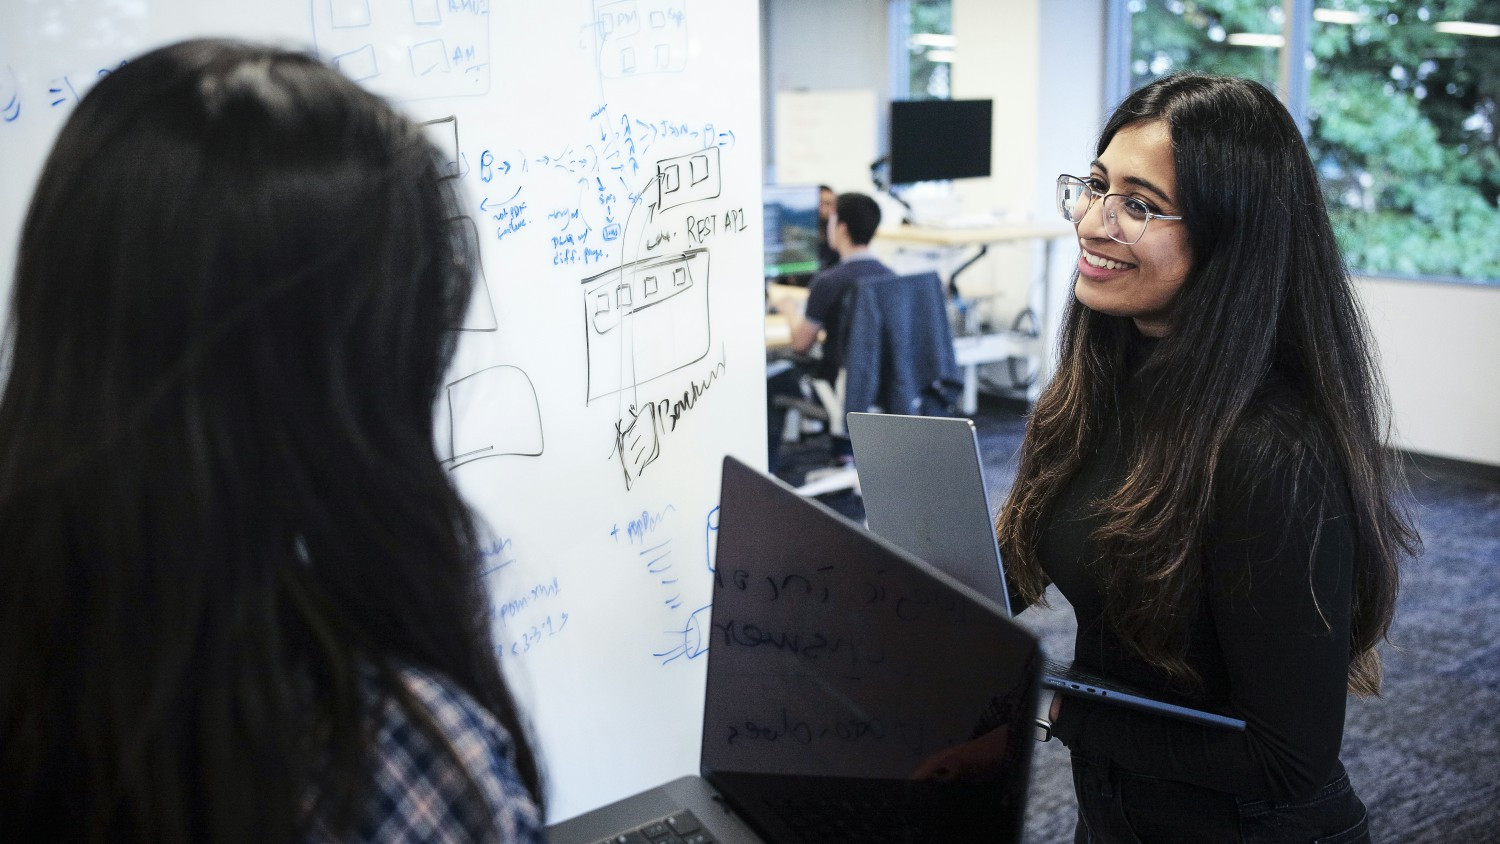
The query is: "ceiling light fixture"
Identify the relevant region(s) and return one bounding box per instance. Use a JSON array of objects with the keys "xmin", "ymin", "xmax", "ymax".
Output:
[
  {"xmin": 1434, "ymin": 21, "xmax": 1500, "ymax": 37},
  {"xmin": 1226, "ymin": 32, "xmax": 1286, "ymax": 47},
  {"xmin": 1313, "ymin": 9, "xmax": 1363, "ymax": 25},
  {"xmin": 909, "ymin": 33, "xmax": 957, "ymax": 49}
]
